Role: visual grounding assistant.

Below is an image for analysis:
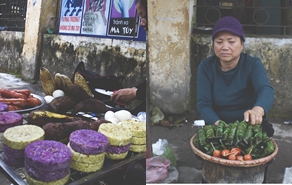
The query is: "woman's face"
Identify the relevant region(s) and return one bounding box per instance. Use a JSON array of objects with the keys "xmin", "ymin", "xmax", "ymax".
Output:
[
  {"xmin": 136, "ymin": 2, "xmax": 147, "ymax": 30},
  {"xmin": 213, "ymin": 31, "xmax": 243, "ymax": 64}
]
